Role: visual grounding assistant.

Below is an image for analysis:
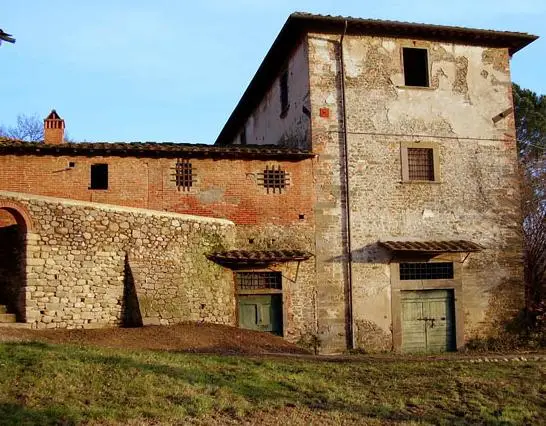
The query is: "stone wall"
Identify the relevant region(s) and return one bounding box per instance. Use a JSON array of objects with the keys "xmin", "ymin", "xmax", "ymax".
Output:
[
  {"xmin": 308, "ymin": 34, "xmax": 524, "ymax": 352},
  {"xmin": 0, "ymin": 191, "xmax": 236, "ymax": 329}
]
